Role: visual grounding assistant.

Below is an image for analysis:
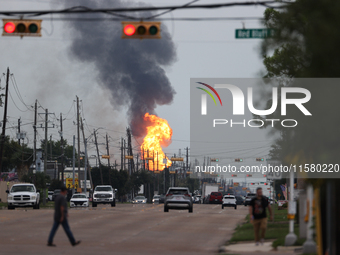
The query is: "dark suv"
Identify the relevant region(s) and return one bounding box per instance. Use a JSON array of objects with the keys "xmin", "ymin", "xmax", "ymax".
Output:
[{"xmin": 209, "ymin": 192, "xmax": 223, "ymax": 204}]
